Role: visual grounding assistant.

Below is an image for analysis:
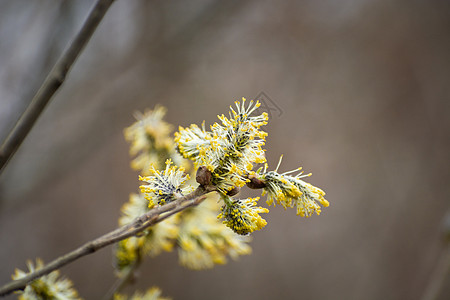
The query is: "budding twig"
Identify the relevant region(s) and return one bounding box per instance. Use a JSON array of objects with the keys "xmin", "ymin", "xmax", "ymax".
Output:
[
  {"xmin": 0, "ymin": 185, "xmax": 213, "ymax": 297},
  {"xmin": 0, "ymin": 0, "xmax": 115, "ymax": 174}
]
